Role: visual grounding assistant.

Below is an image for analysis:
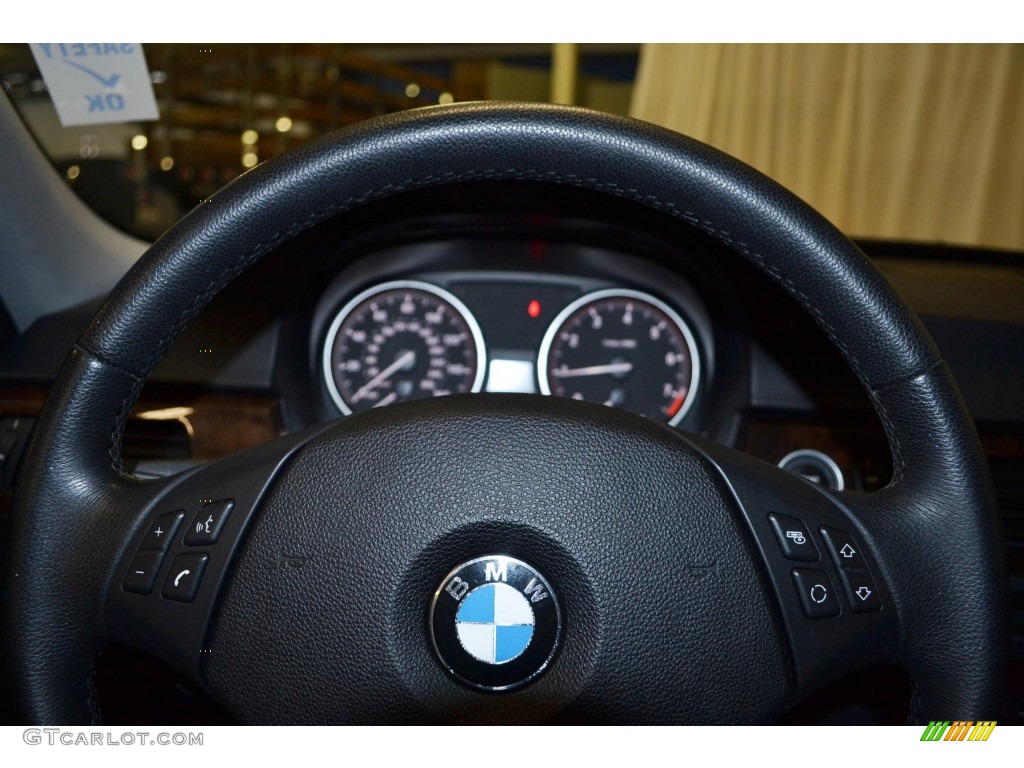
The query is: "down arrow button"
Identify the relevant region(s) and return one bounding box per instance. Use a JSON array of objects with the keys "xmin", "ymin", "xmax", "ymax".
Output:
[{"xmin": 838, "ymin": 570, "xmax": 883, "ymax": 614}]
